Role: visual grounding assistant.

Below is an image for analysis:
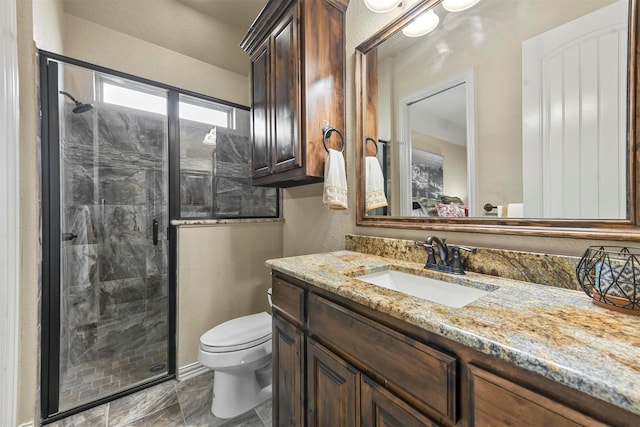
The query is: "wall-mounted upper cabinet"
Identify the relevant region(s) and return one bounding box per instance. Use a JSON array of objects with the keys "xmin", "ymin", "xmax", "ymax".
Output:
[{"xmin": 241, "ymin": 0, "xmax": 349, "ymax": 187}]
